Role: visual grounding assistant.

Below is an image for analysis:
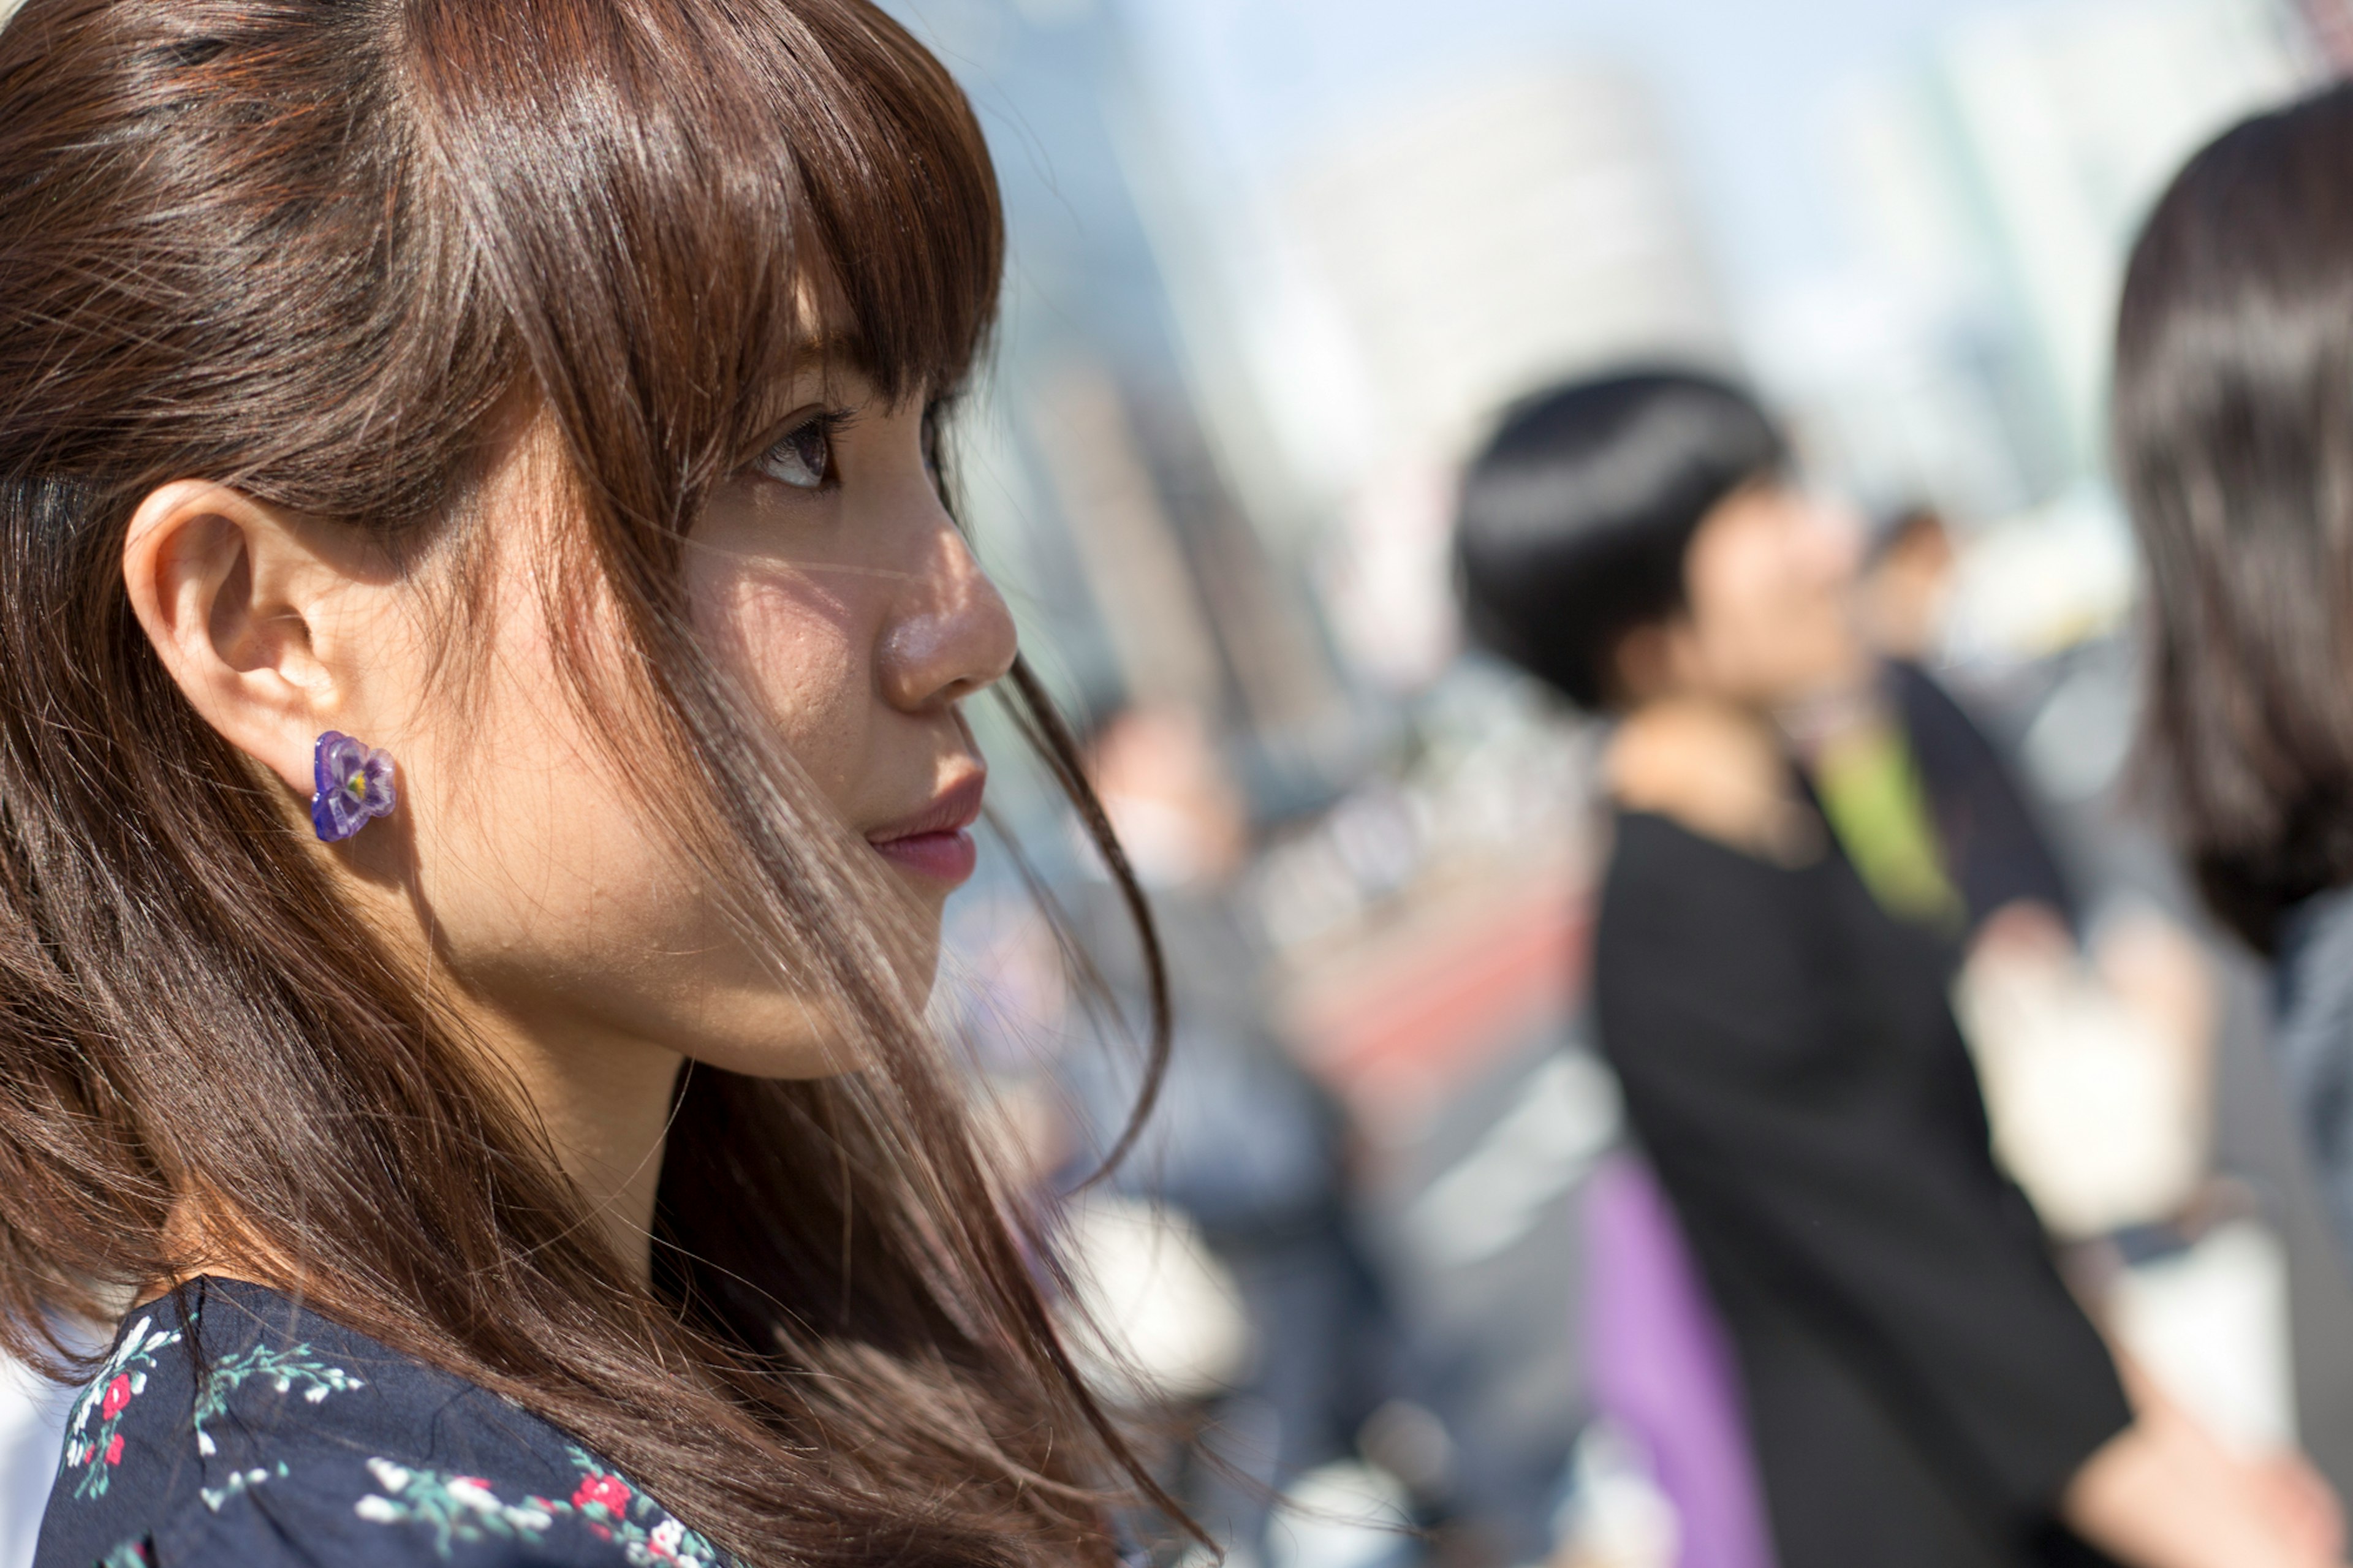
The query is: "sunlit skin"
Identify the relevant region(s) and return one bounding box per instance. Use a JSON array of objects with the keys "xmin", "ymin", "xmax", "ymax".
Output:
[{"xmin": 119, "ymin": 361, "xmax": 1017, "ymax": 1283}]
